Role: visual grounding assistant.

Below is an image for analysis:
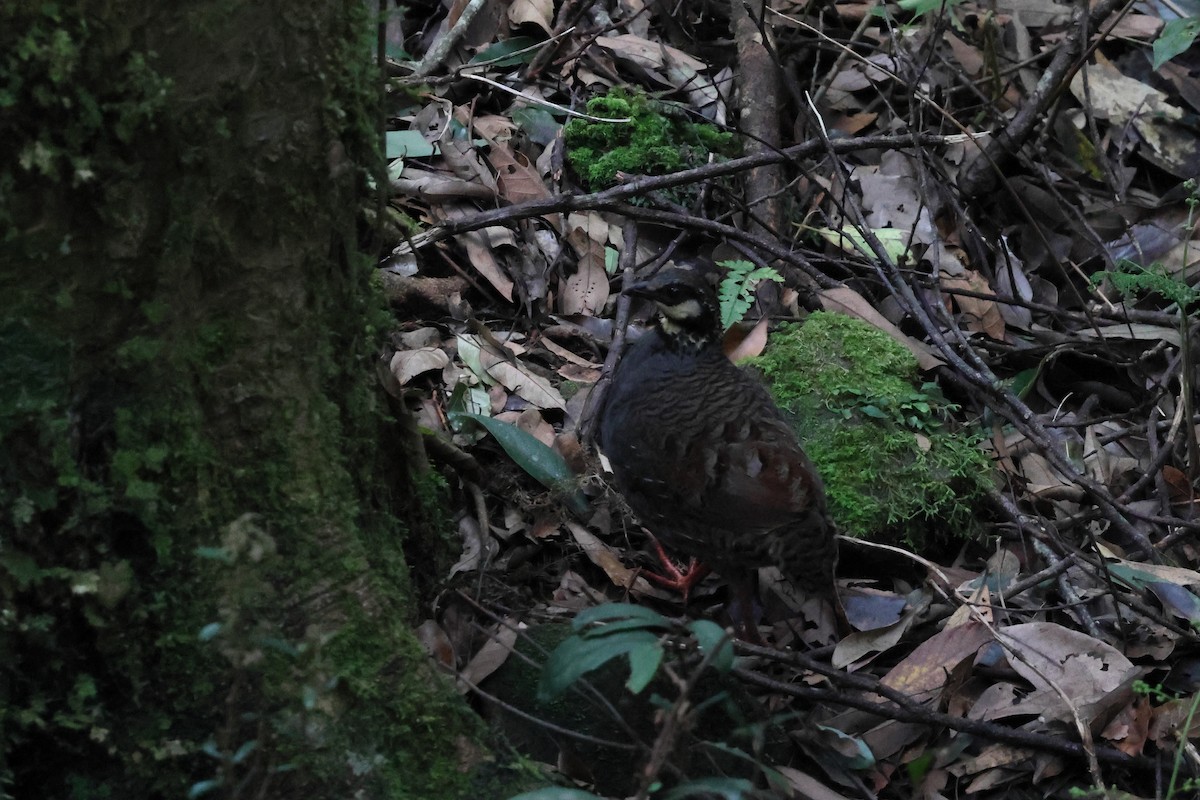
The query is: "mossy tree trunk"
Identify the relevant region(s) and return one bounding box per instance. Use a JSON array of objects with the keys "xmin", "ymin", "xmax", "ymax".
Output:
[{"xmin": 0, "ymin": 3, "xmax": 481, "ymax": 798}]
